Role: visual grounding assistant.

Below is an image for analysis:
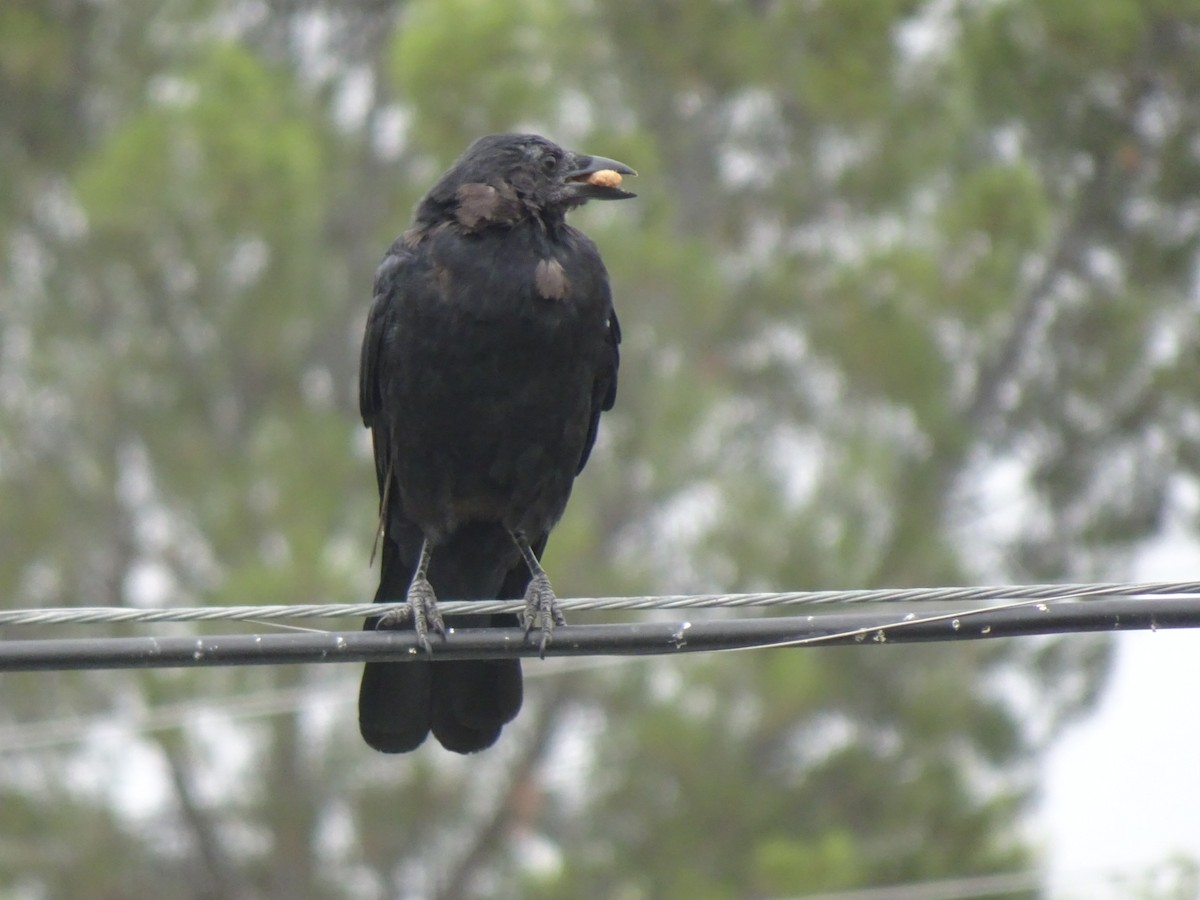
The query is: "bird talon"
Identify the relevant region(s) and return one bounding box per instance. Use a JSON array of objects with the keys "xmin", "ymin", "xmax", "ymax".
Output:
[
  {"xmin": 416, "ymin": 630, "xmax": 434, "ymax": 657},
  {"xmin": 405, "ymin": 575, "xmax": 445, "ymax": 656},
  {"xmin": 376, "ymin": 605, "xmax": 412, "ymax": 629},
  {"xmin": 522, "ymin": 573, "xmax": 562, "ymax": 658}
]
